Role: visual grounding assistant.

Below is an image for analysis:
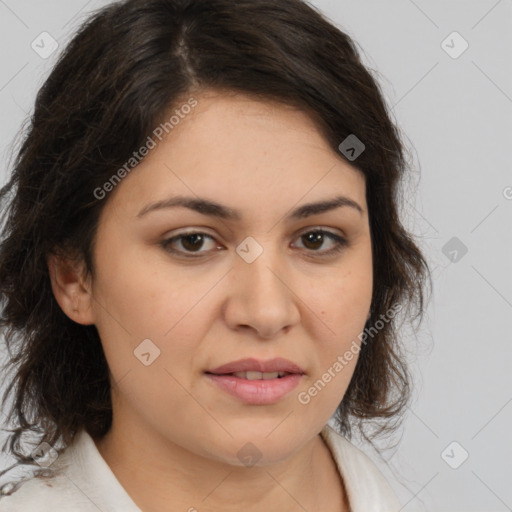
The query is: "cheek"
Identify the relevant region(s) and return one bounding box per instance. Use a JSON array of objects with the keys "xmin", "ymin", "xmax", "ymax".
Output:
[
  {"xmin": 92, "ymin": 238, "xmax": 197, "ymax": 335},
  {"xmin": 306, "ymin": 259, "xmax": 372, "ymax": 343},
  {"xmin": 296, "ymin": 272, "xmax": 369, "ymax": 417},
  {"xmin": 89, "ymin": 245, "xmax": 205, "ymax": 384},
  {"xmin": 298, "ymin": 250, "xmax": 372, "ymax": 403}
]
